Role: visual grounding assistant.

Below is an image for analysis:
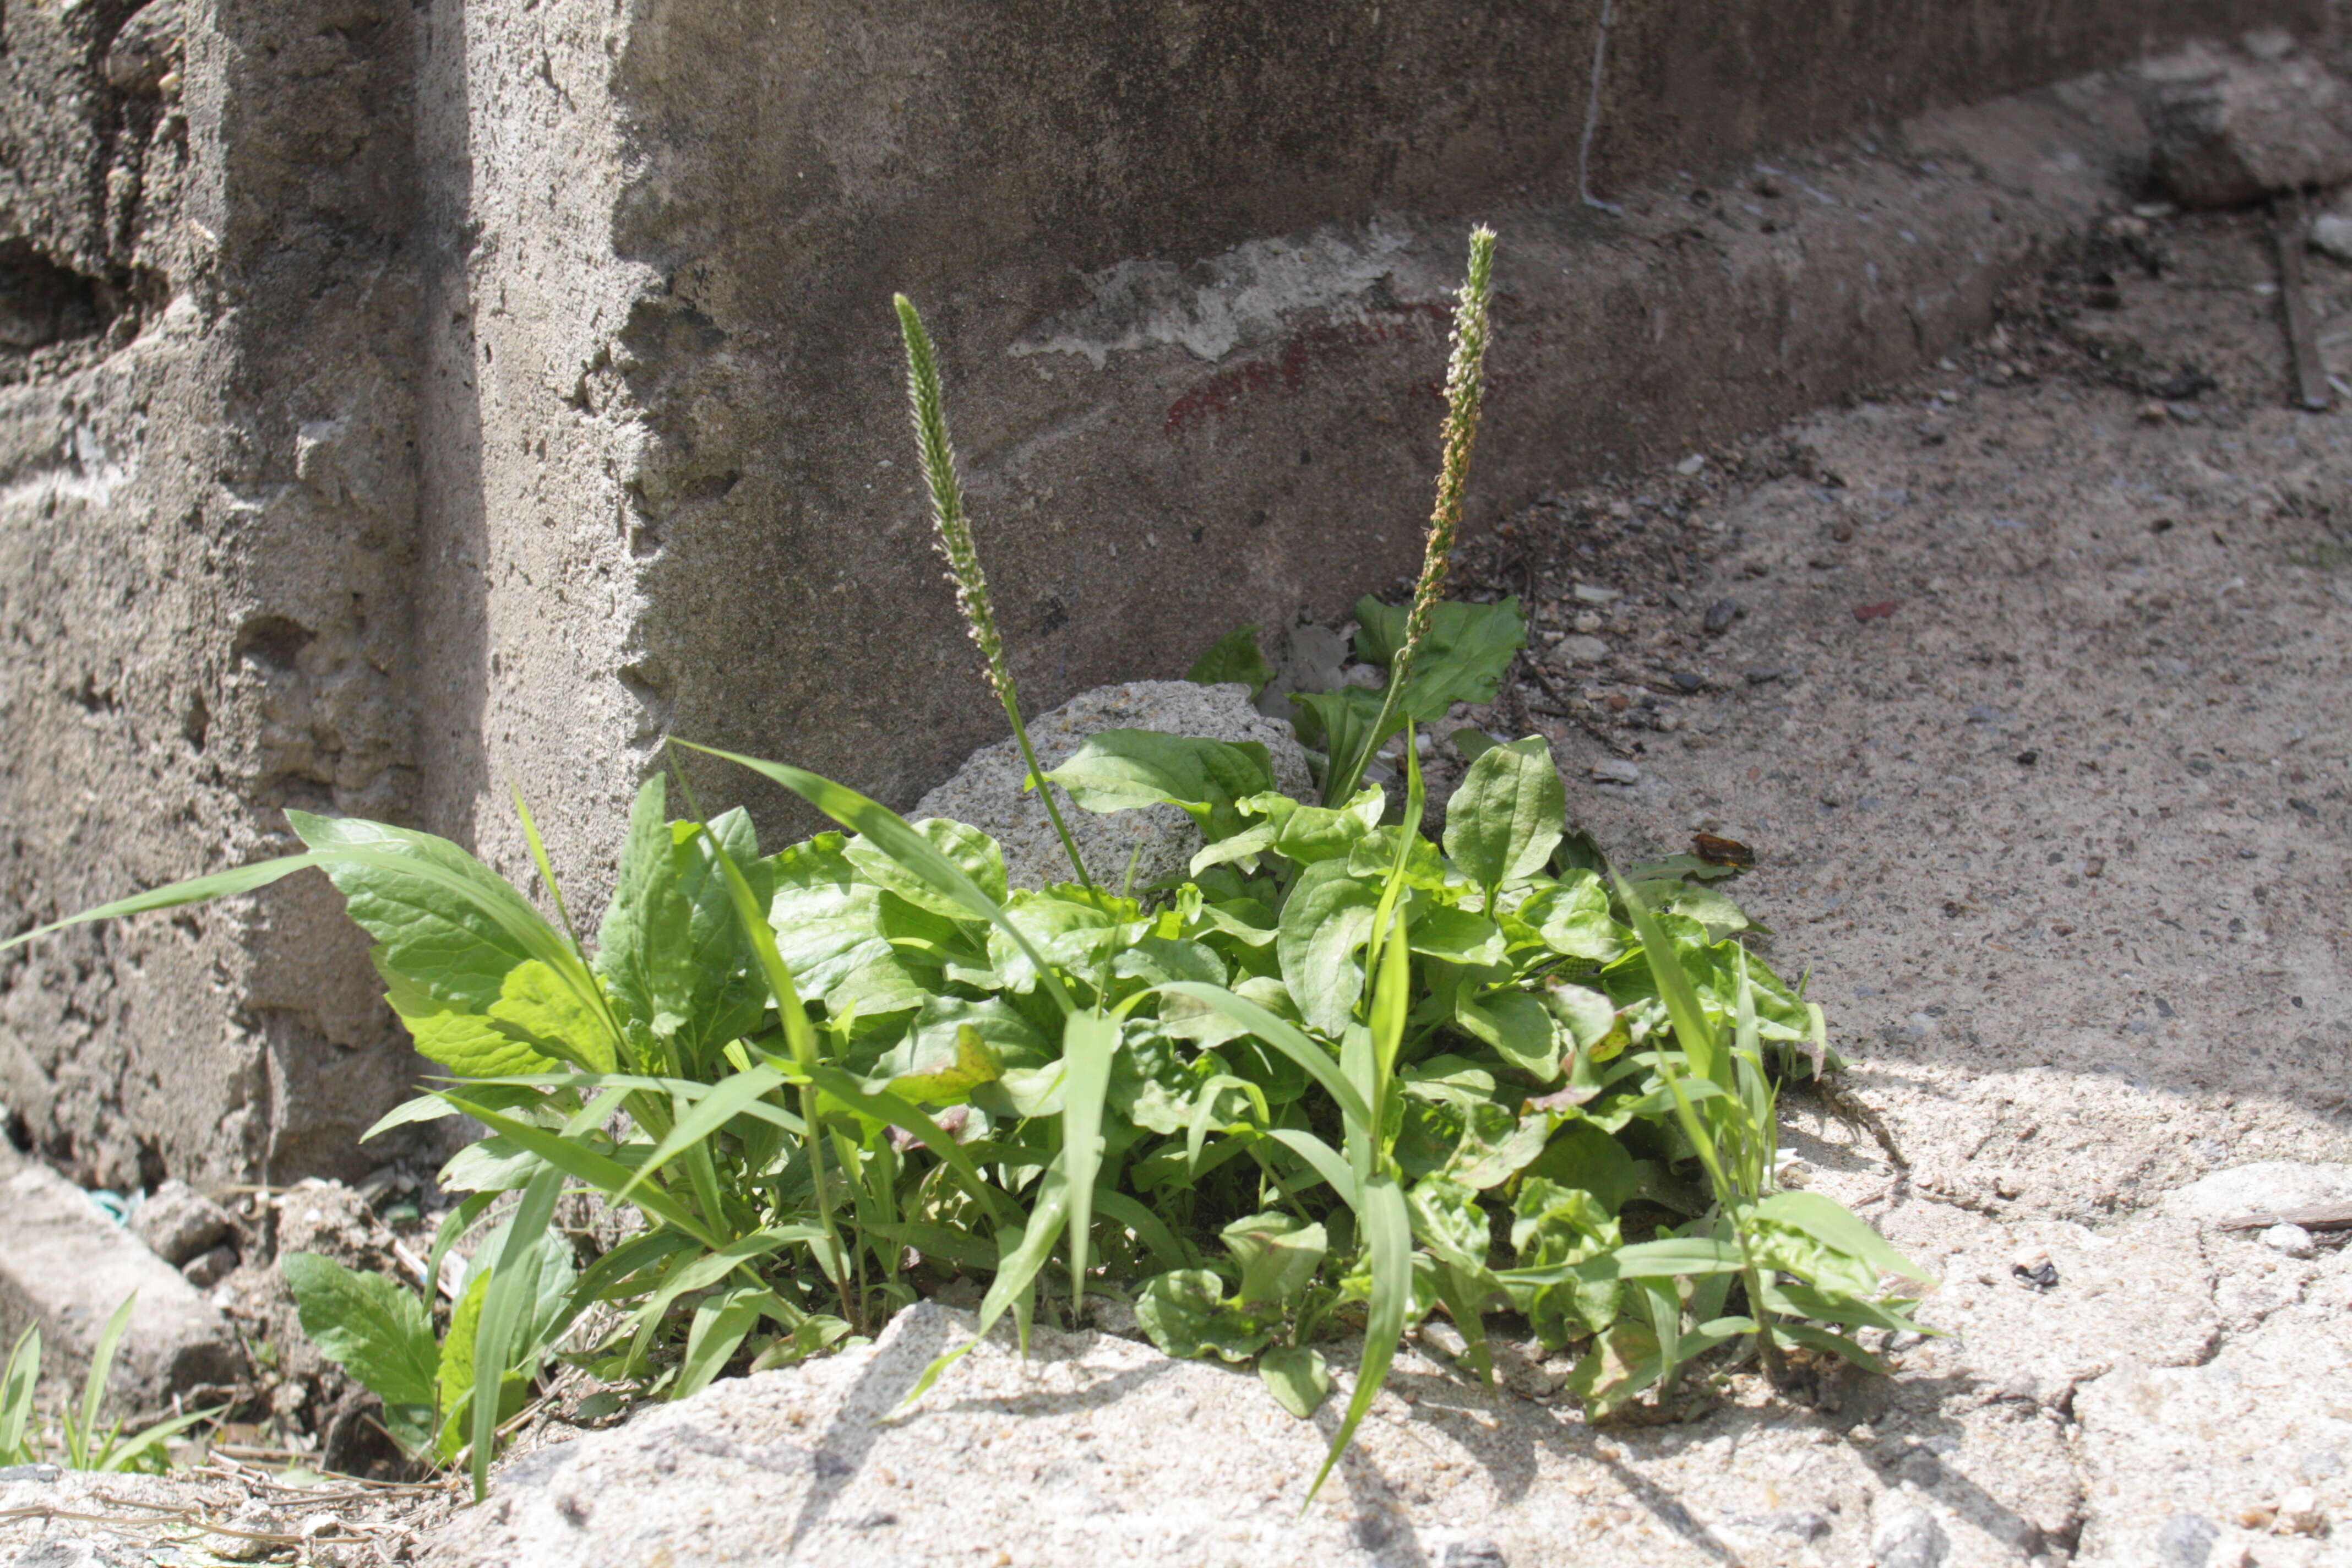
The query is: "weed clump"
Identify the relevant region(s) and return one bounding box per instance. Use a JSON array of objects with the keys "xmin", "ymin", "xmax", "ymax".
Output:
[{"xmin": 2, "ymin": 231, "xmax": 1926, "ymax": 1500}]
